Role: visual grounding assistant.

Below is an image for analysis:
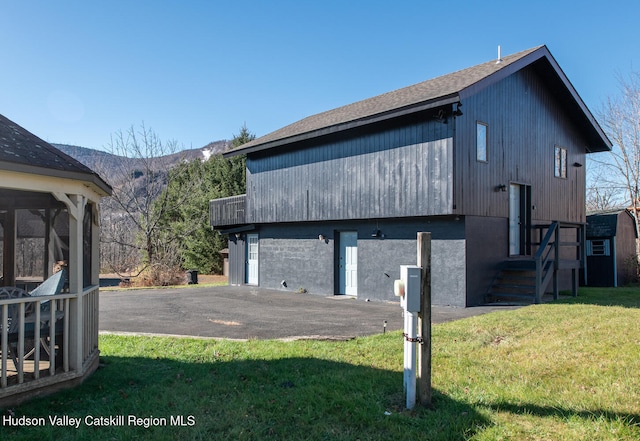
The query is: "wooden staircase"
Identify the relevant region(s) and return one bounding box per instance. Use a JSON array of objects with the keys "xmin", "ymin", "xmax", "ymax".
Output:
[
  {"xmin": 485, "ymin": 259, "xmax": 539, "ymax": 304},
  {"xmin": 485, "ymin": 221, "xmax": 585, "ymax": 305}
]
